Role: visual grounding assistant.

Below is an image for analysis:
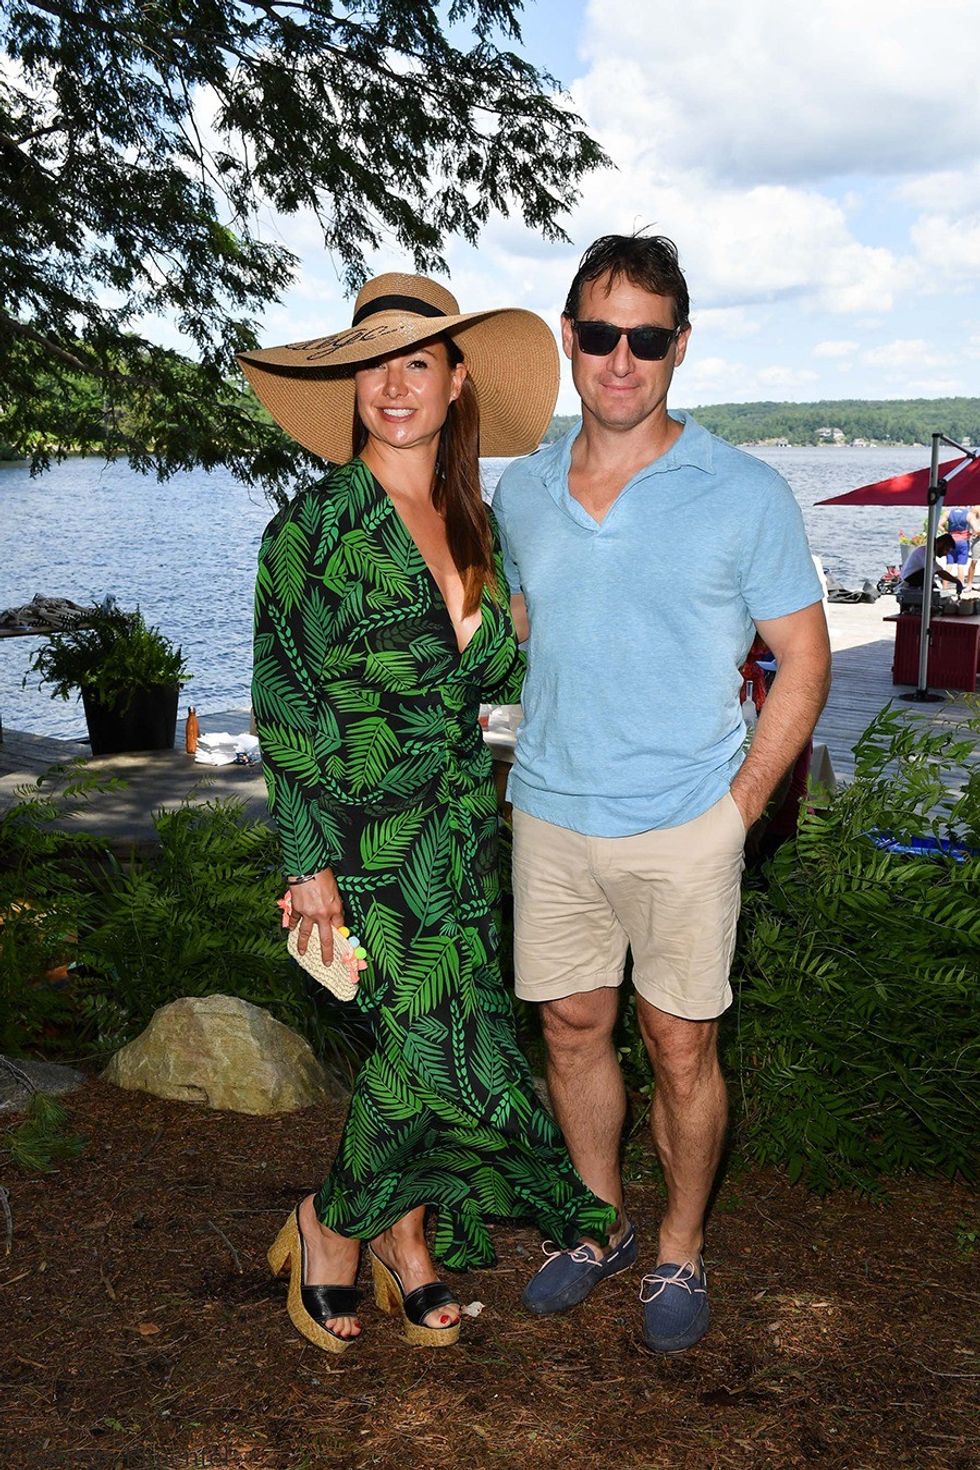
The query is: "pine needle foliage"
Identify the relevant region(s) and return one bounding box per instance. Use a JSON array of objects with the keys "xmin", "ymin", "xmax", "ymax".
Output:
[
  {"xmin": 5, "ymin": 1091, "xmax": 87, "ymax": 1174},
  {"xmin": 1, "ymin": 0, "xmax": 605, "ymax": 490},
  {"xmin": 729, "ymin": 703, "xmax": 980, "ymax": 1193}
]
